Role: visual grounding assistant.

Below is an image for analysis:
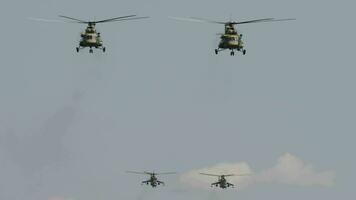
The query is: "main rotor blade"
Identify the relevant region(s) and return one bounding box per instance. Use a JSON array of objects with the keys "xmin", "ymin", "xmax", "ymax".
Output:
[
  {"xmin": 200, "ymin": 173, "xmax": 251, "ymax": 177},
  {"xmin": 58, "ymin": 15, "xmax": 87, "ymax": 23},
  {"xmin": 169, "ymin": 16, "xmax": 225, "ymax": 24},
  {"xmin": 126, "ymin": 171, "xmax": 150, "ymax": 175},
  {"xmin": 156, "ymin": 172, "xmax": 177, "ymax": 175},
  {"xmin": 190, "ymin": 17, "xmax": 227, "ymax": 24},
  {"xmin": 170, "ymin": 16, "xmax": 295, "ymax": 26},
  {"xmin": 199, "ymin": 173, "xmax": 221, "ymax": 177},
  {"xmin": 28, "ymin": 17, "xmax": 66, "ymax": 23},
  {"xmin": 111, "ymin": 16, "xmax": 150, "ymax": 22},
  {"xmin": 225, "ymin": 173, "xmax": 251, "ymax": 177},
  {"xmin": 94, "ymin": 15, "xmax": 137, "ymax": 23},
  {"xmin": 234, "ymin": 18, "xmax": 296, "ymax": 25},
  {"xmin": 223, "ymin": 174, "xmax": 236, "ymax": 177}
]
